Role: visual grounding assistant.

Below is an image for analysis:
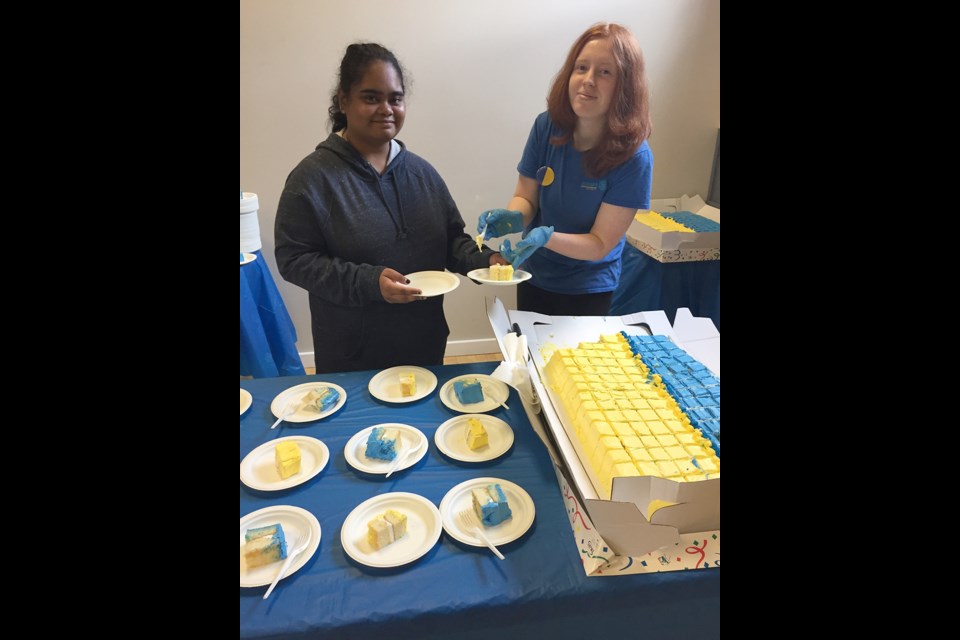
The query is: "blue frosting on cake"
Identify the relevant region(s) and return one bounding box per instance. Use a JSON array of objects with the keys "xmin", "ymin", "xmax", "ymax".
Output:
[
  {"xmin": 308, "ymin": 387, "xmax": 340, "ymax": 413},
  {"xmin": 472, "ymin": 483, "xmax": 512, "ymax": 527},
  {"xmin": 453, "ymin": 379, "xmax": 485, "ymax": 405},
  {"xmin": 620, "ymin": 331, "xmax": 721, "ymax": 456},
  {"xmin": 659, "ymin": 210, "xmax": 721, "ymax": 232},
  {"xmin": 365, "ymin": 426, "xmax": 399, "ymax": 461},
  {"xmin": 244, "ymin": 522, "xmax": 288, "ymax": 567}
]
